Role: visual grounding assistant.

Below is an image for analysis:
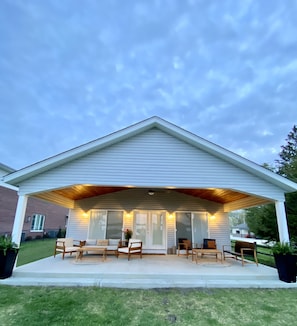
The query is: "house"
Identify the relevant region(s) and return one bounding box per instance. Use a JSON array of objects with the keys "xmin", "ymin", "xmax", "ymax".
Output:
[
  {"xmin": 3, "ymin": 117, "xmax": 297, "ymax": 254},
  {"xmin": 0, "ymin": 163, "xmax": 69, "ymax": 240},
  {"xmin": 231, "ymin": 223, "xmax": 254, "ymax": 238}
]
